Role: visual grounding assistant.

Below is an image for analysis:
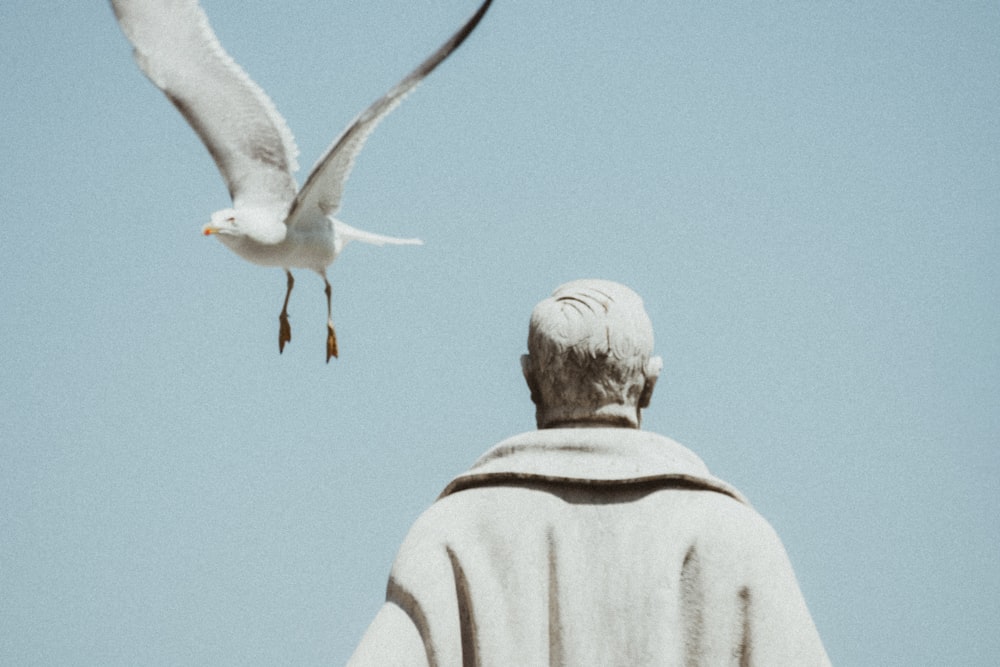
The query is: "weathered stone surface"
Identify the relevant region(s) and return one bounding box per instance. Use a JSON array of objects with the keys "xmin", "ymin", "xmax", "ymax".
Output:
[{"xmin": 350, "ymin": 280, "xmax": 830, "ymax": 666}]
